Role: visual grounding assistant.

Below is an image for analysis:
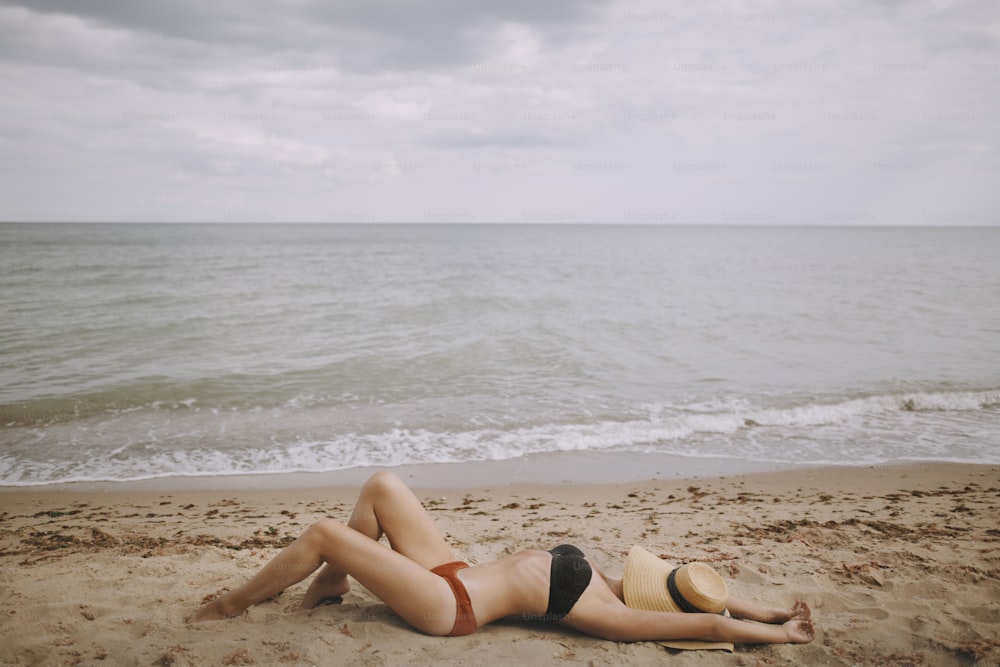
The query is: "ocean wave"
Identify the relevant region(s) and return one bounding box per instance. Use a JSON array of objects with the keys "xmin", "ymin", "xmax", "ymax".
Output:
[
  {"xmin": 1, "ymin": 388, "xmax": 997, "ymax": 485},
  {"xmin": 685, "ymin": 388, "xmax": 1000, "ymax": 428}
]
